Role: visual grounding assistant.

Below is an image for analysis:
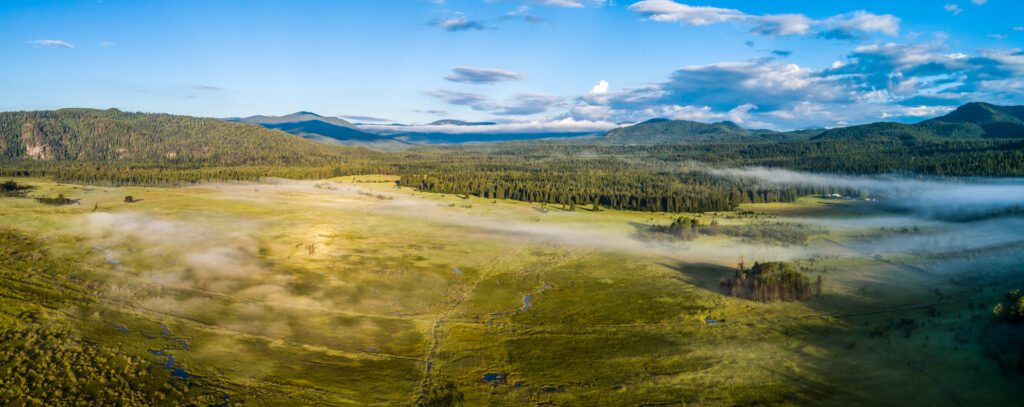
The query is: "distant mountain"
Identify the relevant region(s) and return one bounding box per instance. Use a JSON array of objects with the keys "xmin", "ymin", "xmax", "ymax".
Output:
[
  {"xmin": 426, "ymin": 119, "xmax": 497, "ymax": 126},
  {"xmin": 390, "ymin": 131, "xmax": 602, "ymax": 145},
  {"xmin": 226, "ymin": 112, "xmax": 409, "ymax": 150},
  {"xmin": 229, "ymin": 112, "xmax": 600, "ymax": 149},
  {"xmin": 219, "ymin": 102, "xmax": 1023, "ymax": 150},
  {"xmin": 596, "ymin": 118, "xmax": 819, "ymax": 145},
  {"xmin": 0, "ymin": 108, "xmax": 371, "ymax": 165},
  {"xmin": 813, "ymin": 103, "xmax": 1023, "ymax": 142},
  {"xmin": 227, "ymin": 111, "xmax": 361, "ymax": 130}
]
